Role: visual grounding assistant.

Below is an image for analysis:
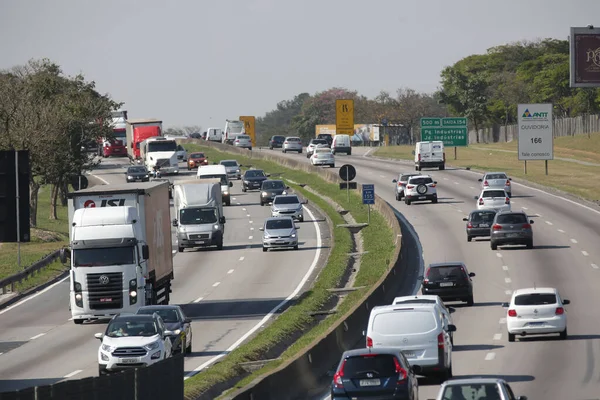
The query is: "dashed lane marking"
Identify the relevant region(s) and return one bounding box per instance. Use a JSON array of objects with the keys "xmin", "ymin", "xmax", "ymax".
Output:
[
  {"xmin": 232, "ymin": 197, "xmax": 237, "ymax": 200},
  {"xmin": 250, "ymin": 227, "xmax": 254, "ymax": 231},
  {"xmin": 242, "ymin": 208, "xmax": 246, "ymax": 211},
  {"xmin": 582, "ymin": 251, "xmax": 589, "ymax": 256},
  {"xmin": 521, "ymin": 207, "xmax": 528, "ymax": 210},
  {"xmin": 454, "ymin": 182, "xmax": 459, "ymax": 185},
  {"xmin": 499, "ymin": 318, "xmax": 506, "ymax": 324},
  {"xmin": 504, "ymin": 277, "xmax": 512, "ymax": 283},
  {"xmin": 249, "ymin": 236, "xmax": 253, "ymax": 240},
  {"xmin": 30, "ymin": 333, "xmax": 45, "ymax": 340},
  {"xmin": 469, "ymin": 186, "xmax": 475, "ymax": 189},
  {"xmin": 249, "ymin": 221, "xmax": 253, "ymax": 224},
  {"xmin": 502, "ymin": 265, "xmax": 509, "ymax": 271},
  {"xmin": 545, "ymin": 221, "xmax": 553, "ymax": 225},
  {"xmin": 485, "ymin": 352, "xmax": 496, "ymax": 361},
  {"xmin": 592, "ymin": 264, "xmax": 599, "ymax": 269},
  {"xmin": 193, "ymin": 297, "xmax": 203, "ymax": 303},
  {"xmin": 227, "ymin": 269, "xmax": 234, "ymax": 274},
  {"xmin": 212, "ymin": 282, "xmax": 221, "ymax": 287},
  {"xmin": 496, "ymin": 253, "xmax": 503, "ymax": 258},
  {"xmin": 493, "ymin": 333, "xmax": 502, "ymax": 341},
  {"xmin": 444, "ymin": 178, "xmax": 449, "ymax": 180},
  {"xmin": 571, "ymin": 239, "xmax": 578, "ymax": 244},
  {"xmin": 246, "ymin": 214, "xmax": 251, "ymax": 217},
  {"xmin": 505, "ymin": 290, "xmax": 512, "ymax": 295},
  {"xmin": 64, "ymin": 370, "xmax": 82, "ymax": 378},
  {"xmin": 239, "ymin": 256, "xmax": 245, "ymax": 261},
  {"xmin": 558, "ymin": 229, "xmax": 565, "ymax": 233}
]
